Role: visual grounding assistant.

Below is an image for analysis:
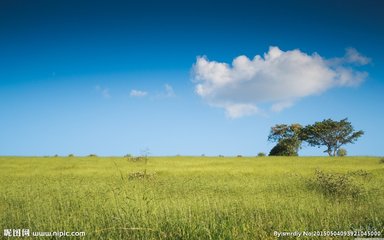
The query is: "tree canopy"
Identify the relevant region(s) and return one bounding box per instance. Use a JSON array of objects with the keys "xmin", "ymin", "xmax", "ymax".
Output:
[
  {"xmin": 268, "ymin": 124, "xmax": 303, "ymax": 156},
  {"xmin": 300, "ymin": 118, "xmax": 364, "ymax": 156}
]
